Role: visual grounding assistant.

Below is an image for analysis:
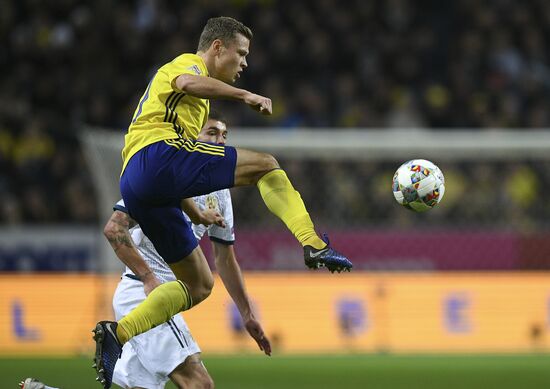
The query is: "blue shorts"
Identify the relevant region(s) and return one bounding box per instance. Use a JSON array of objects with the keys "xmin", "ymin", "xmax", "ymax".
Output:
[{"xmin": 120, "ymin": 140, "xmax": 237, "ymax": 263}]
